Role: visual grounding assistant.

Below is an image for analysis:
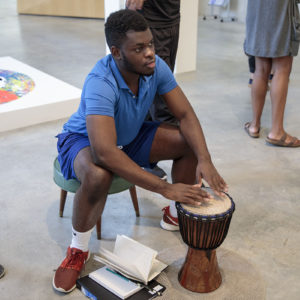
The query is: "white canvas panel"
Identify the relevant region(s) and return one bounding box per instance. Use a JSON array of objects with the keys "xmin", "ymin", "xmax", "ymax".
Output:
[{"xmin": 0, "ymin": 56, "xmax": 81, "ymax": 132}]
